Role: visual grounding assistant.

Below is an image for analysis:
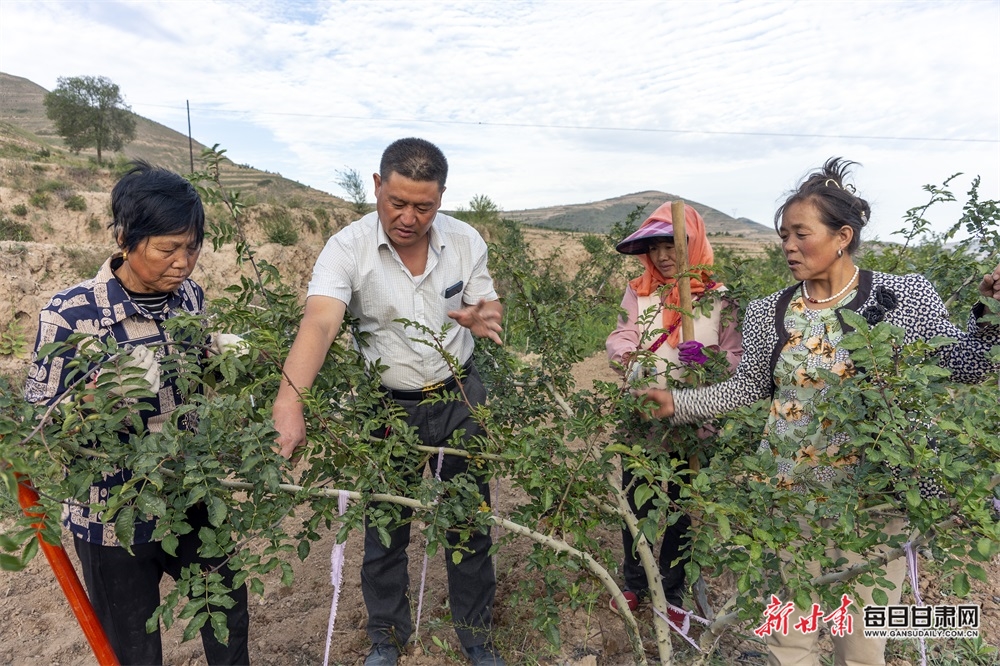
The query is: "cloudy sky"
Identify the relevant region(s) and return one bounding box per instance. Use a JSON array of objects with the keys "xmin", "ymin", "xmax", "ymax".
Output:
[{"xmin": 2, "ymin": 0, "xmax": 998, "ymax": 240}]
